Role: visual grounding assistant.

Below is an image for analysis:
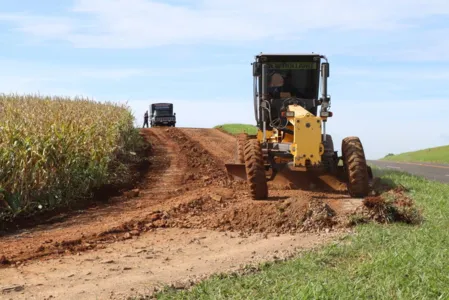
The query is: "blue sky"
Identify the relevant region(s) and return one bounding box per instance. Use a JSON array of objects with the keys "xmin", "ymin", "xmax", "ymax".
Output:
[{"xmin": 1, "ymin": 0, "xmax": 449, "ymax": 159}]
